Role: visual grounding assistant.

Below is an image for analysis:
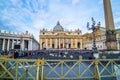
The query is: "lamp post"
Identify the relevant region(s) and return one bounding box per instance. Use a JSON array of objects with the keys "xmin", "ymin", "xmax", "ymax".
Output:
[{"xmin": 87, "ymin": 17, "xmax": 100, "ymax": 58}]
